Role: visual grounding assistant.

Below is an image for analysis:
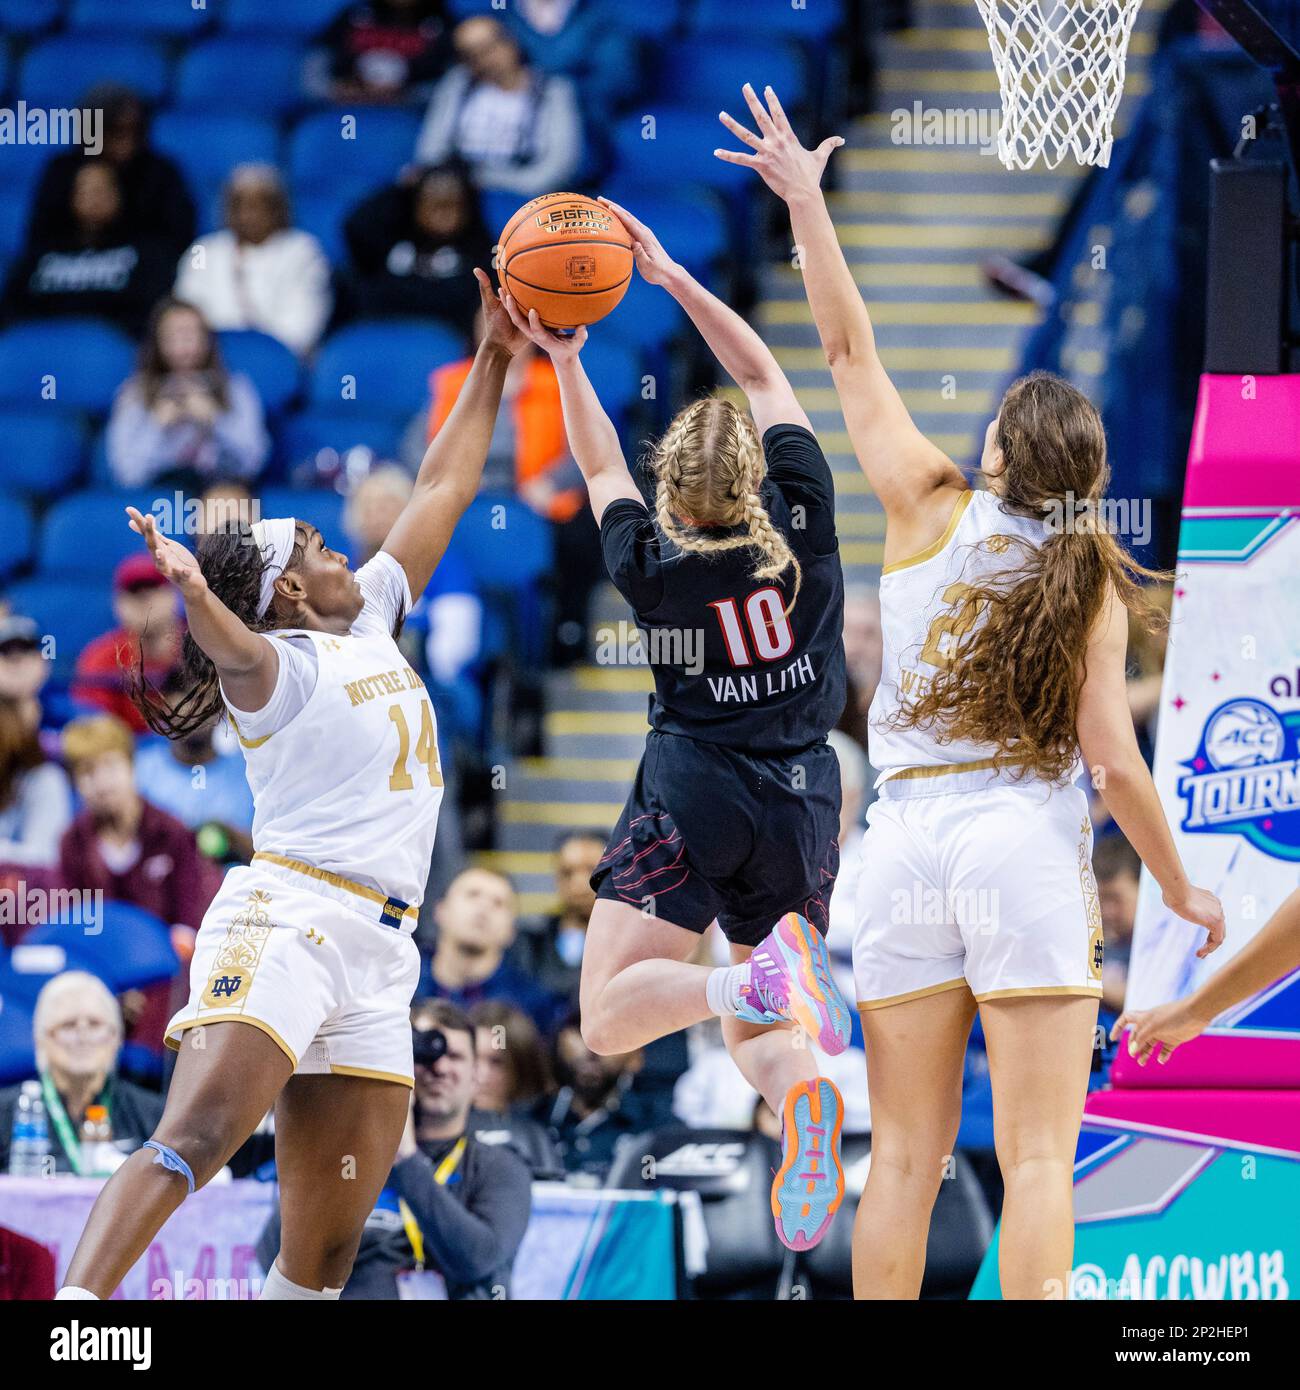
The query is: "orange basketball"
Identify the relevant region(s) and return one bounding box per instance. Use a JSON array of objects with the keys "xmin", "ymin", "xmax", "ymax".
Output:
[{"xmin": 499, "ymin": 192, "xmax": 633, "ymax": 330}]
